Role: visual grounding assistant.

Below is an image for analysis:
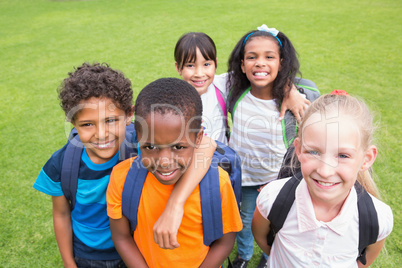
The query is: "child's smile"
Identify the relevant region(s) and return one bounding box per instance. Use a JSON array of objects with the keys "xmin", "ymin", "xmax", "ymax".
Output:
[
  {"xmin": 241, "ymin": 36, "xmax": 281, "ymax": 99},
  {"xmin": 176, "ymin": 48, "xmax": 216, "ymax": 95},
  {"xmin": 72, "ymin": 97, "xmax": 132, "ymax": 164},
  {"xmin": 138, "ymin": 112, "xmax": 203, "ymax": 185},
  {"xmin": 295, "ymin": 112, "xmax": 376, "ymax": 208}
]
